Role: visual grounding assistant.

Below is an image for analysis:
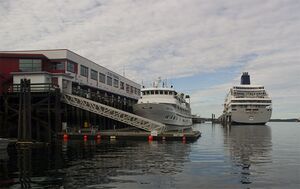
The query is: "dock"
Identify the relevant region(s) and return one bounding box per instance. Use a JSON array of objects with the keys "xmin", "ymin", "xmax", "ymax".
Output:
[
  {"xmin": 0, "ymin": 49, "xmax": 201, "ymax": 143},
  {"xmin": 58, "ymin": 129, "xmax": 201, "ymax": 141}
]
